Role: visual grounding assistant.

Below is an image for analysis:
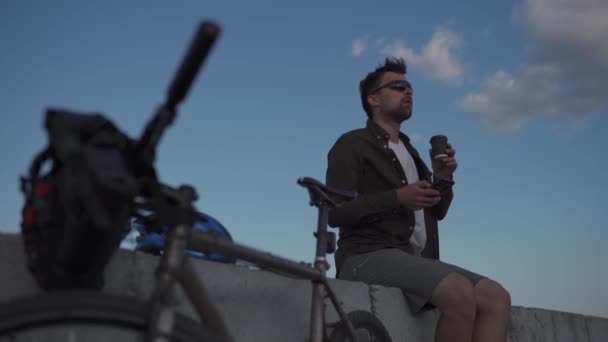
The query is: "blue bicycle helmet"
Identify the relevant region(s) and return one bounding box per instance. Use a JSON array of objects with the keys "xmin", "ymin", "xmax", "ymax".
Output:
[{"xmin": 133, "ymin": 210, "xmax": 236, "ymax": 263}]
